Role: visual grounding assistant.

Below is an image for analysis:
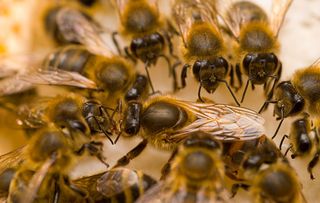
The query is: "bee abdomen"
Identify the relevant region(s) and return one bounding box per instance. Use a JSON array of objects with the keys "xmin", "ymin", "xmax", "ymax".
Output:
[
  {"xmin": 141, "ymin": 101, "xmax": 188, "ymax": 134},
  {"xmin": 44, "ymin": 46, "xmax": 92, "ymax": 74}
]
